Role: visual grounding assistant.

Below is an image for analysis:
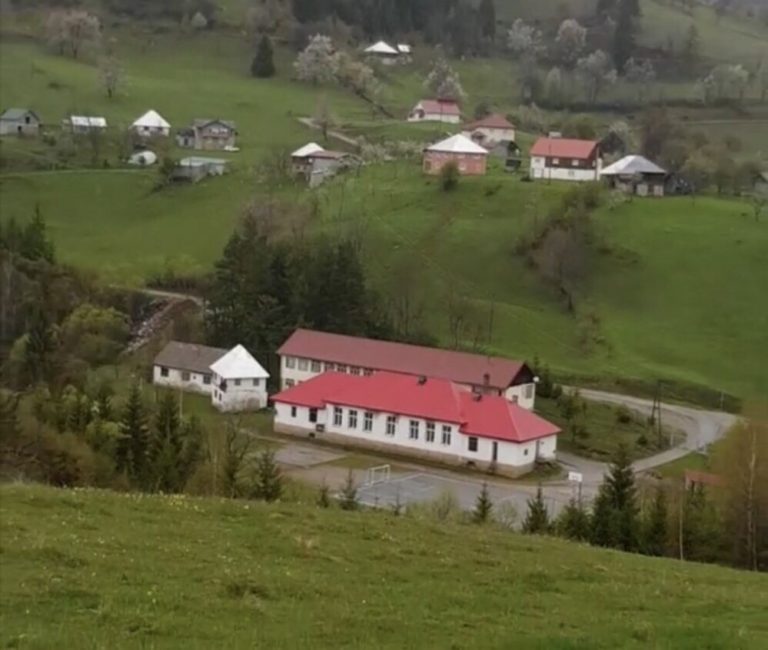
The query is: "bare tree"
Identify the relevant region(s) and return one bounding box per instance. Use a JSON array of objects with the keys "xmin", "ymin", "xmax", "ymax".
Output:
[
  {"xmin": 99, "ymin": 55, "xmax": 122, "ymax": 99},
  {"xmin": 45, "ymin": 9, "xmax": 101, "ymax": 59}
]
